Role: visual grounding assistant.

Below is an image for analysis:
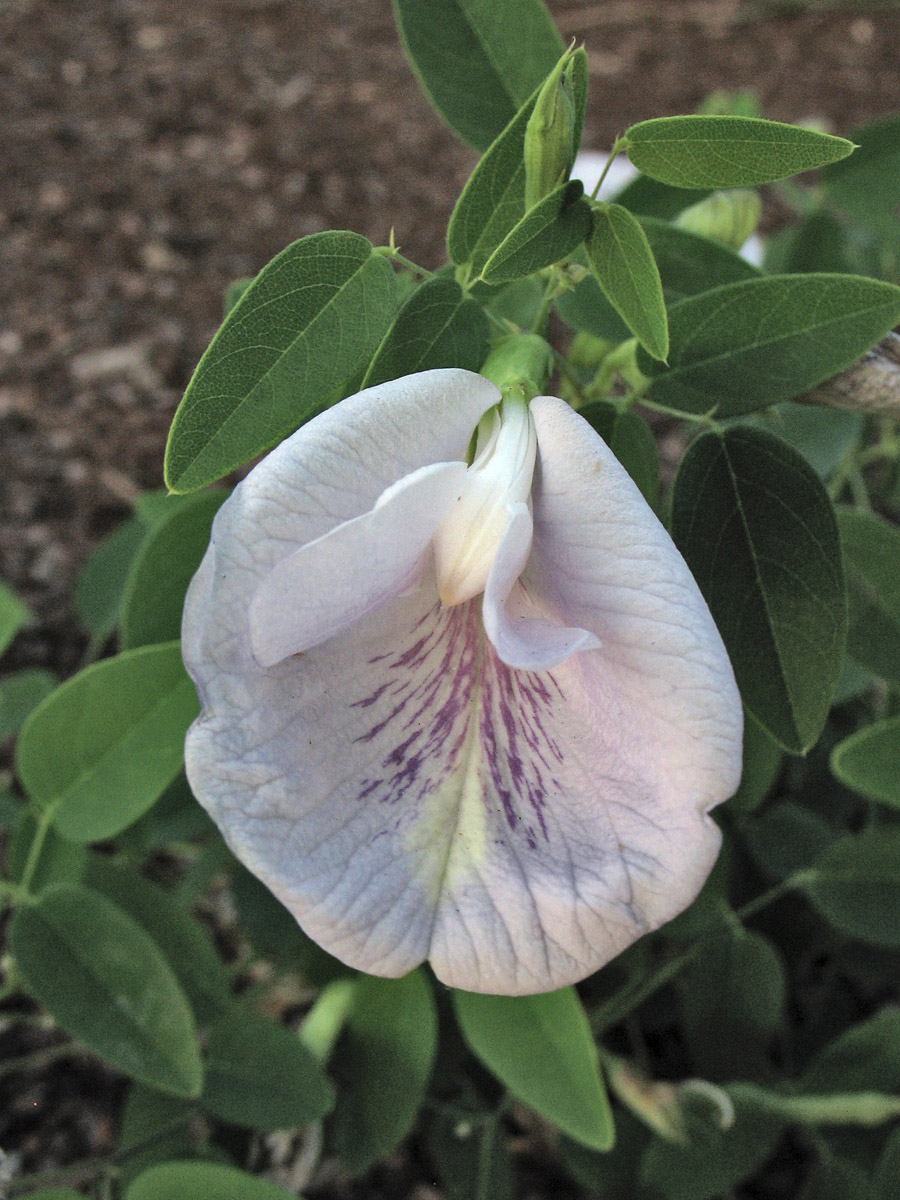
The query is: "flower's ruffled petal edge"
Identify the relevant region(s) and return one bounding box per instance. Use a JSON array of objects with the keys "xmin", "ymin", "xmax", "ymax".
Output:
[
  {"xmin": 249, "ymin": 461, "xmax": 468, "ymax": 667},
  {"xmin": 481, "ymin": 501, "xmax": 602, "ymax": 671}
]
